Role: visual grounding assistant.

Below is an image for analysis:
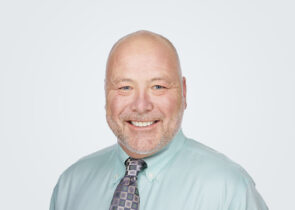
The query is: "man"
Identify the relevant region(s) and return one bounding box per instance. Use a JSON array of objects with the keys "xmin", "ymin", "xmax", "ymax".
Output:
[{"xmin": 50, "ymin": 31, "xmax": 268, "ymax": 210}]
